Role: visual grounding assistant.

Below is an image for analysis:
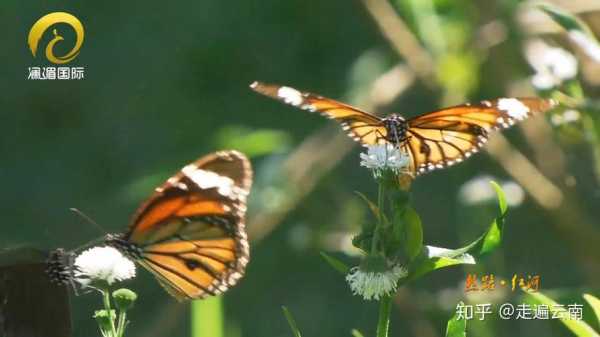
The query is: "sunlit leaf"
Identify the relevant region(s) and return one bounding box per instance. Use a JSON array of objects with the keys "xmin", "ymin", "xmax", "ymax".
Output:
[
  {"xmin": 351, "ymin": 329, "xmax": 365, "ymax": 337},
  {"xmin": 320, "ymin": 251, "xmax": 350, "ymax": 274},
  {"xmin": 583, "ymin": 294, "xmax": 600, "ymax": 327},
  {"xmin": 538, "ymin": 3, "xmax": 600, "ymax": 62},
  {"xmin": 445, "ymin": 301, "xmax": 467, "ymax": 337},
  {"xmin": 460, "ymin": 181, "xmax": 507, "ymax": 257},
  {"xmin": 407, "ymin": 246, "xmax": 475, "ymax": 282},
  {"xmin": 527, "ymin": 291, "xmax": 600, "ymax": 337},
  {"xmin": 282, "ymin": 306, "xmax": 303, "ymax": 337}
]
